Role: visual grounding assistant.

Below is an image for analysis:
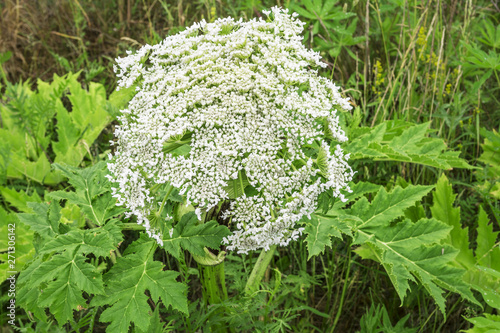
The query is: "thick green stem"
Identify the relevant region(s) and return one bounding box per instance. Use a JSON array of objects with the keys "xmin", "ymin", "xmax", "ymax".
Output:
[
  {"xmin": 199, "ymin": 262, "xmax": 228, "ymax": 305},
  {"xmin": 245, "ymin": 245, "xmax": 277, "ymax": 295},
  {"xmin": 198, "ymin": 255, "xmax": 231, "ymax": 333},
  {"xmin": 121, "ymin": 223, "xmax": 146, "ymax": 230}
]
